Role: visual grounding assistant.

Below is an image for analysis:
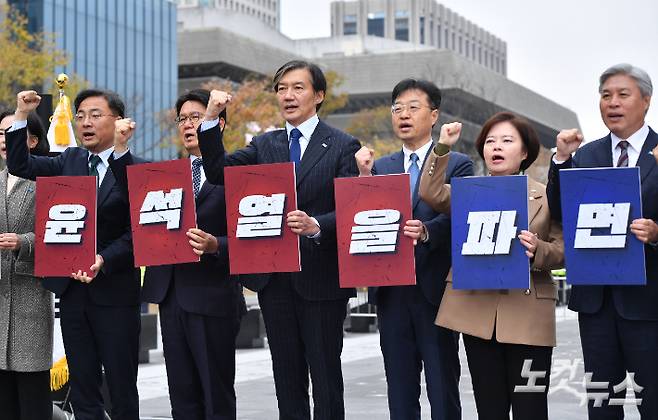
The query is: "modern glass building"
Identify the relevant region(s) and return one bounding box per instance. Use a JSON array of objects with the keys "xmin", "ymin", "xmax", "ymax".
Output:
[{"xmin": 8, "ymin": 0, "xmax": 178, "ymax": 161}]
